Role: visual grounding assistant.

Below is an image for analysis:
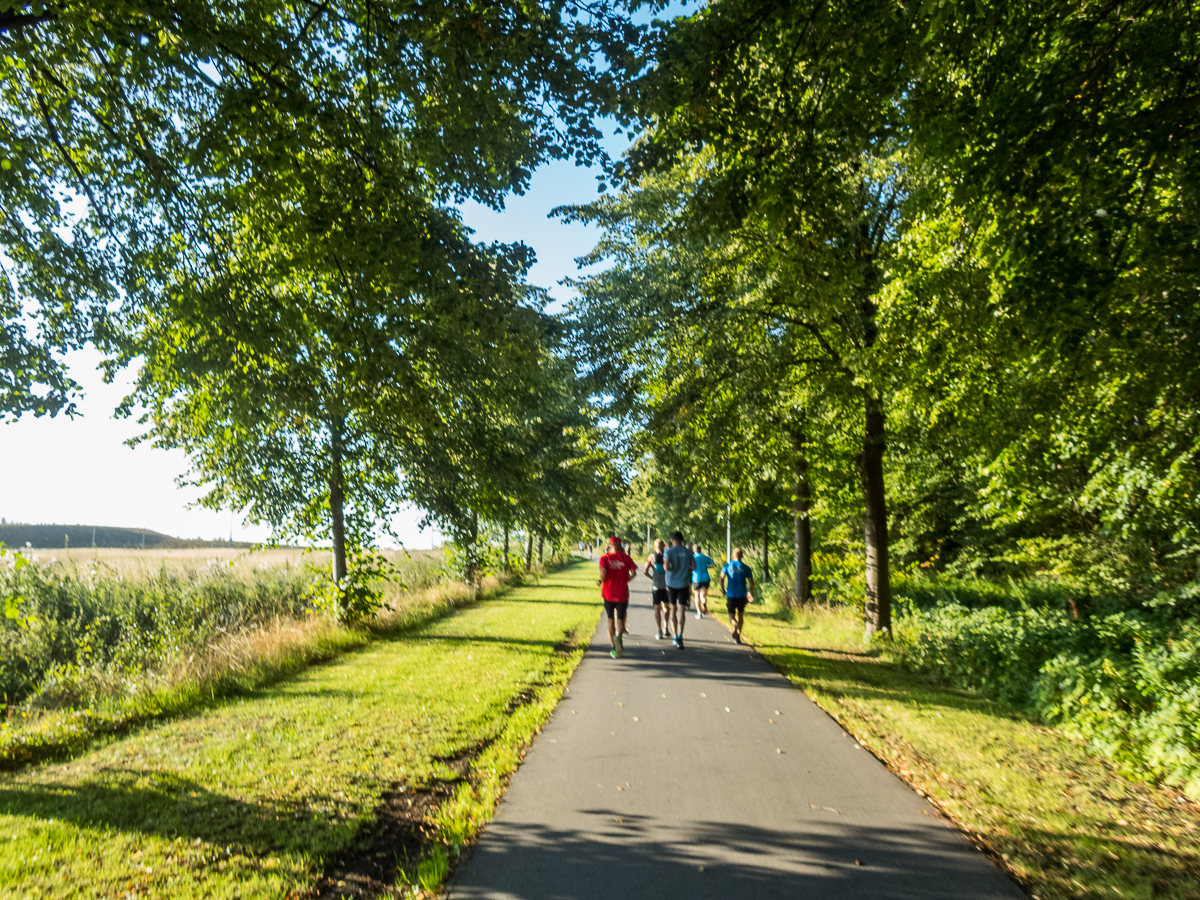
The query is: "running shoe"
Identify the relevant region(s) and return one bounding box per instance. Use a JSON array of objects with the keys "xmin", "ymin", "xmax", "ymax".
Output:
[
  {"xmin": 616, "ymin": 634, "xmax": 625, "ymax": 657},
  {"xmin": 655, "ymin": 629, "xmax": 663, "ymax": 640},
  {"xmin": 674, "ymin": 635, "xmax": 683, "ymax": 650},
  {"xmin": 733, "ymin": 631, "xmax": 742, "ymax": 644},
  {"xmin": 695, "ymin": 610, "xmax": 702, "ymax": 620},
  {"xmin": 610, "ymin": 648, "xmax": 618, "ymax": 658}
]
